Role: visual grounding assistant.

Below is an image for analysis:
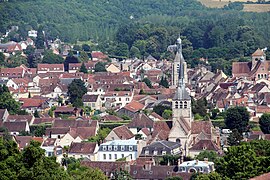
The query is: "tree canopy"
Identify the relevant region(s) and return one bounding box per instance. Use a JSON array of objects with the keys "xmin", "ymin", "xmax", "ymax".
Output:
[
  {"xmin": 259, "ymin": 113, "xmax": 270, "ymax": 134},
  {"xmin": 67, "ymin": 79, "xmax": 87, "ymax": 107},
  {"xmin": 215, "ymin": 140, "xmax": 270, "ymax": 179},
  {"xmin": 225, "ymin": 106, "xmax": 250, "ymax": 133}
]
